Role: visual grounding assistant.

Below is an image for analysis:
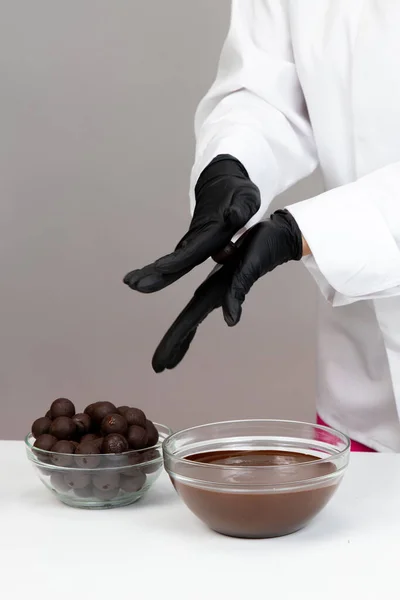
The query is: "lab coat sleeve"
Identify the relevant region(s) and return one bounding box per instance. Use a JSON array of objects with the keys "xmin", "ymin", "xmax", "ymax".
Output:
[
  {"xmin": 189, "ymin": 0, "xmax": 318, "ymax": 230},
  {"xmin": 287, "ymin": 161, "xmax": 400, "ymax": 306}
]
